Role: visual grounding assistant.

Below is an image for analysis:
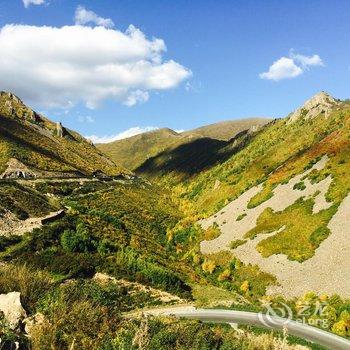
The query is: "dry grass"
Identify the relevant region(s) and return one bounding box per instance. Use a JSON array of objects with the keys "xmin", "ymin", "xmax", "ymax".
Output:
[{"xmin": 0, "ymin": 263, "xmax": 52, "ymax": 313}]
